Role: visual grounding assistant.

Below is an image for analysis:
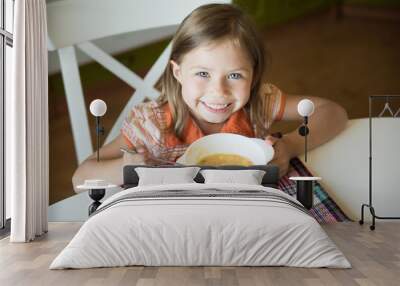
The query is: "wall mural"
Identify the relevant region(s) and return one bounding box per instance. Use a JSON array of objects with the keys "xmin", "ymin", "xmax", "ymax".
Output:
[{"xmin": 47, "ymin": 1, "xmax": 400, "ymax": 223}]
